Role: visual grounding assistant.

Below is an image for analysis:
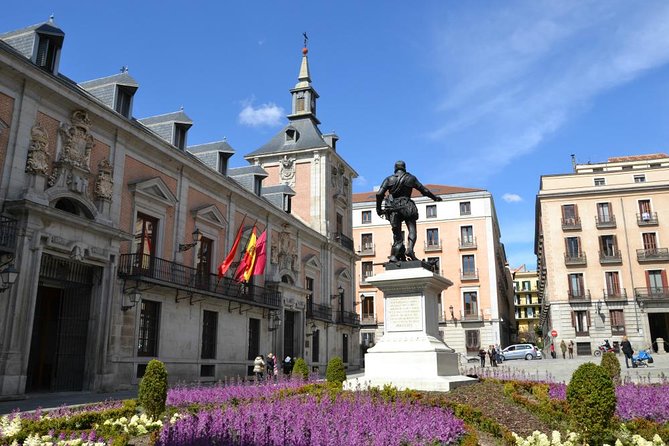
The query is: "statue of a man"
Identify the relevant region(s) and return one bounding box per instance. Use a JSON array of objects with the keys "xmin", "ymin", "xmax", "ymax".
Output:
[{"xmin": 376, "ymin": 160, "xmax": 443, "ymax": 262}]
